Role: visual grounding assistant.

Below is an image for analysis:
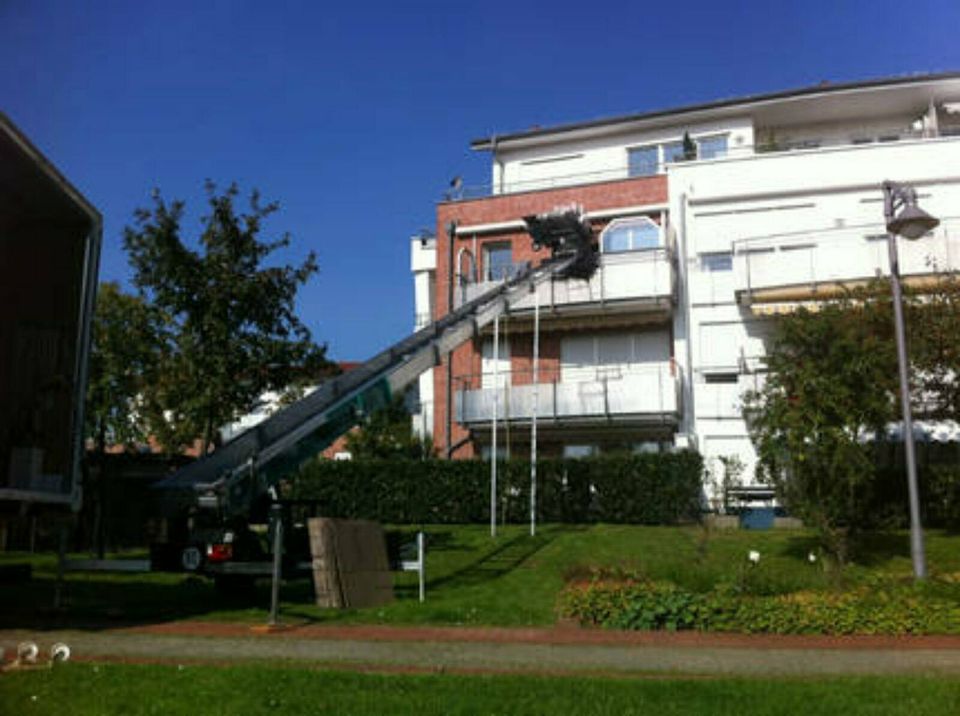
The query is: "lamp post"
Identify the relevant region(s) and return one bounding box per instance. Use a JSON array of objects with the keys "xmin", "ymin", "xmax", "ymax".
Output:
[{"xmin": 882, "ymin": 180, "xmax": 939, "ymax": 580}]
